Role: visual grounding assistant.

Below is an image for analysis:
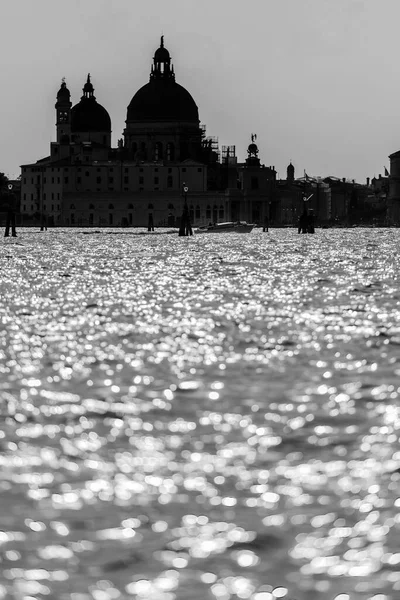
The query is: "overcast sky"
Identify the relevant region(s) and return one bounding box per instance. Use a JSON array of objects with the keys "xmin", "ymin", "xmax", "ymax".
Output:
[{"xmin": 1, "ymin": 0, "xmax": 399, "ymax": 181}]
